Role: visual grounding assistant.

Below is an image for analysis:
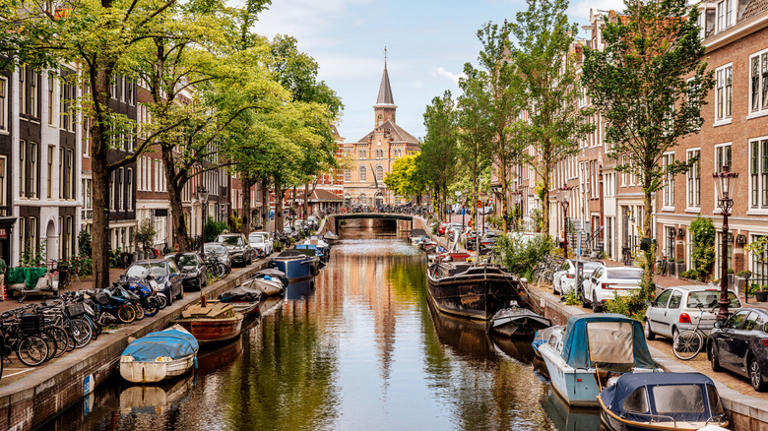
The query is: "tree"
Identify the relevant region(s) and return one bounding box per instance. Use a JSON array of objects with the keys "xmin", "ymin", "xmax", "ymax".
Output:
[
  {"xmin": 582, "ymin": 0, "xmax": 713, "ymax": 294},
  {"xmin": 510, "ymin": 0, "xmax": 594, "ymax": 237},
  {"xmin": 384, "ymin": 153, "xmax": 426, "ymax": 200},
  {"xmin": 421, "ymin": 91, "xmax": 459, "ymax": 222}
]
